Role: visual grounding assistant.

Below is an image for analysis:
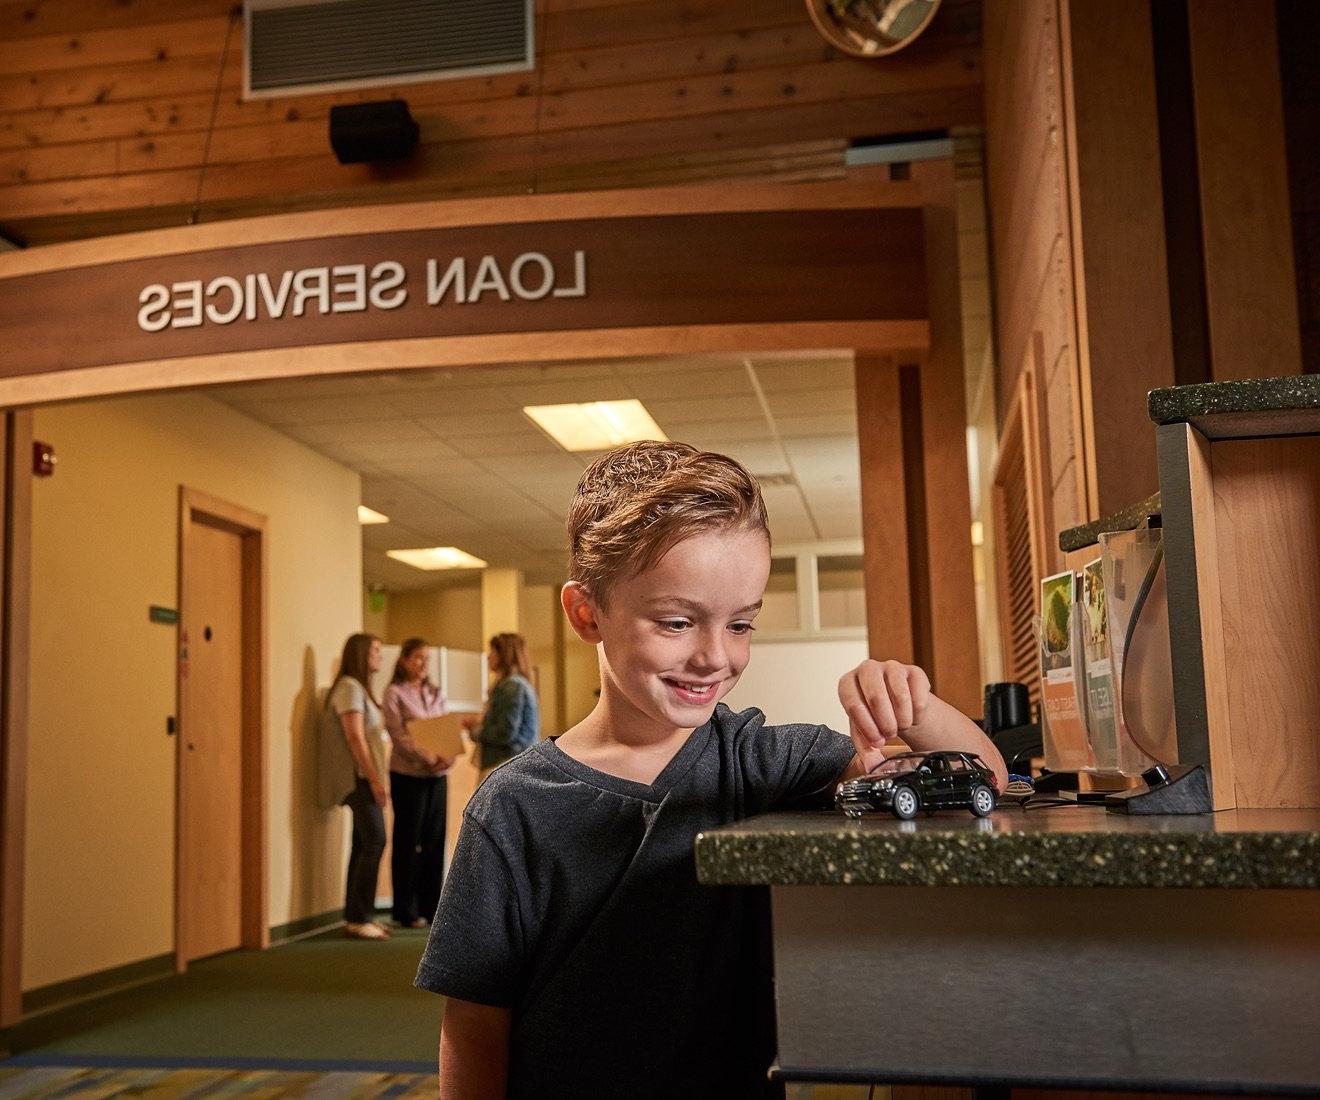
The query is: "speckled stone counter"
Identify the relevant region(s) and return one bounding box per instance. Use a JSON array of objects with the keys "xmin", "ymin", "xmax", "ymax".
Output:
[
  {"xmin": 694, "ymin": 806, "xmax": 1320, "ymax": 889},
  {"xmin": 1148, "ymin": 373, "xmax": 1320, "ymax": 438},
  {"xmin": 1058, "ymin": 491, "xmax": 1161, "ymax": 553},
  {"xmin": 728, "ymin": 807, "xmax": 1320, "ymax": 1092}
]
